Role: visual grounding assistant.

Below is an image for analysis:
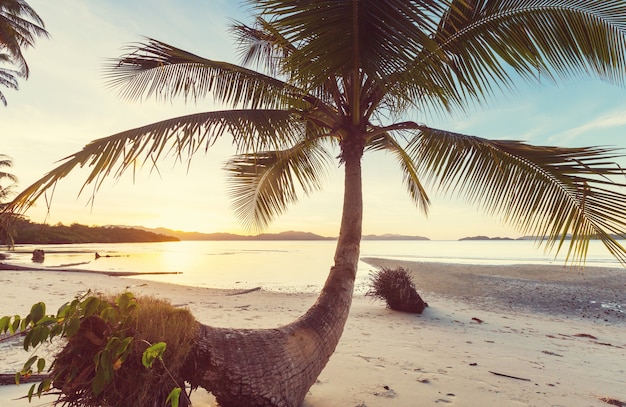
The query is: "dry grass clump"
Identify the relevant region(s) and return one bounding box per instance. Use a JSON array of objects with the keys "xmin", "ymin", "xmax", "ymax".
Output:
[
  {"xmin": 51, "ymin": 295, "xmax": 198, "ymax": 407},
  {"xmin": 367, "ymin": 267, "xmax": 428, "ymax": 313}
]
